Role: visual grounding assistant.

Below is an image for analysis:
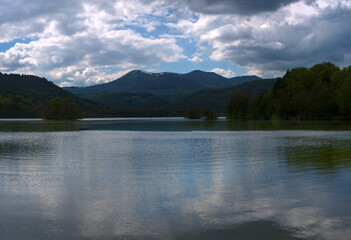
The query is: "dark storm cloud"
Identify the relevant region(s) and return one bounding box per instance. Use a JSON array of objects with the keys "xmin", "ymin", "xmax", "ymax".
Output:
[
  {"xmin": 180, "ymin": 0, "xmax": 301, "ymax": 15},
  {"xmin": 210, "ymin": 5, "xmax": 351, "ymax": 73}
]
